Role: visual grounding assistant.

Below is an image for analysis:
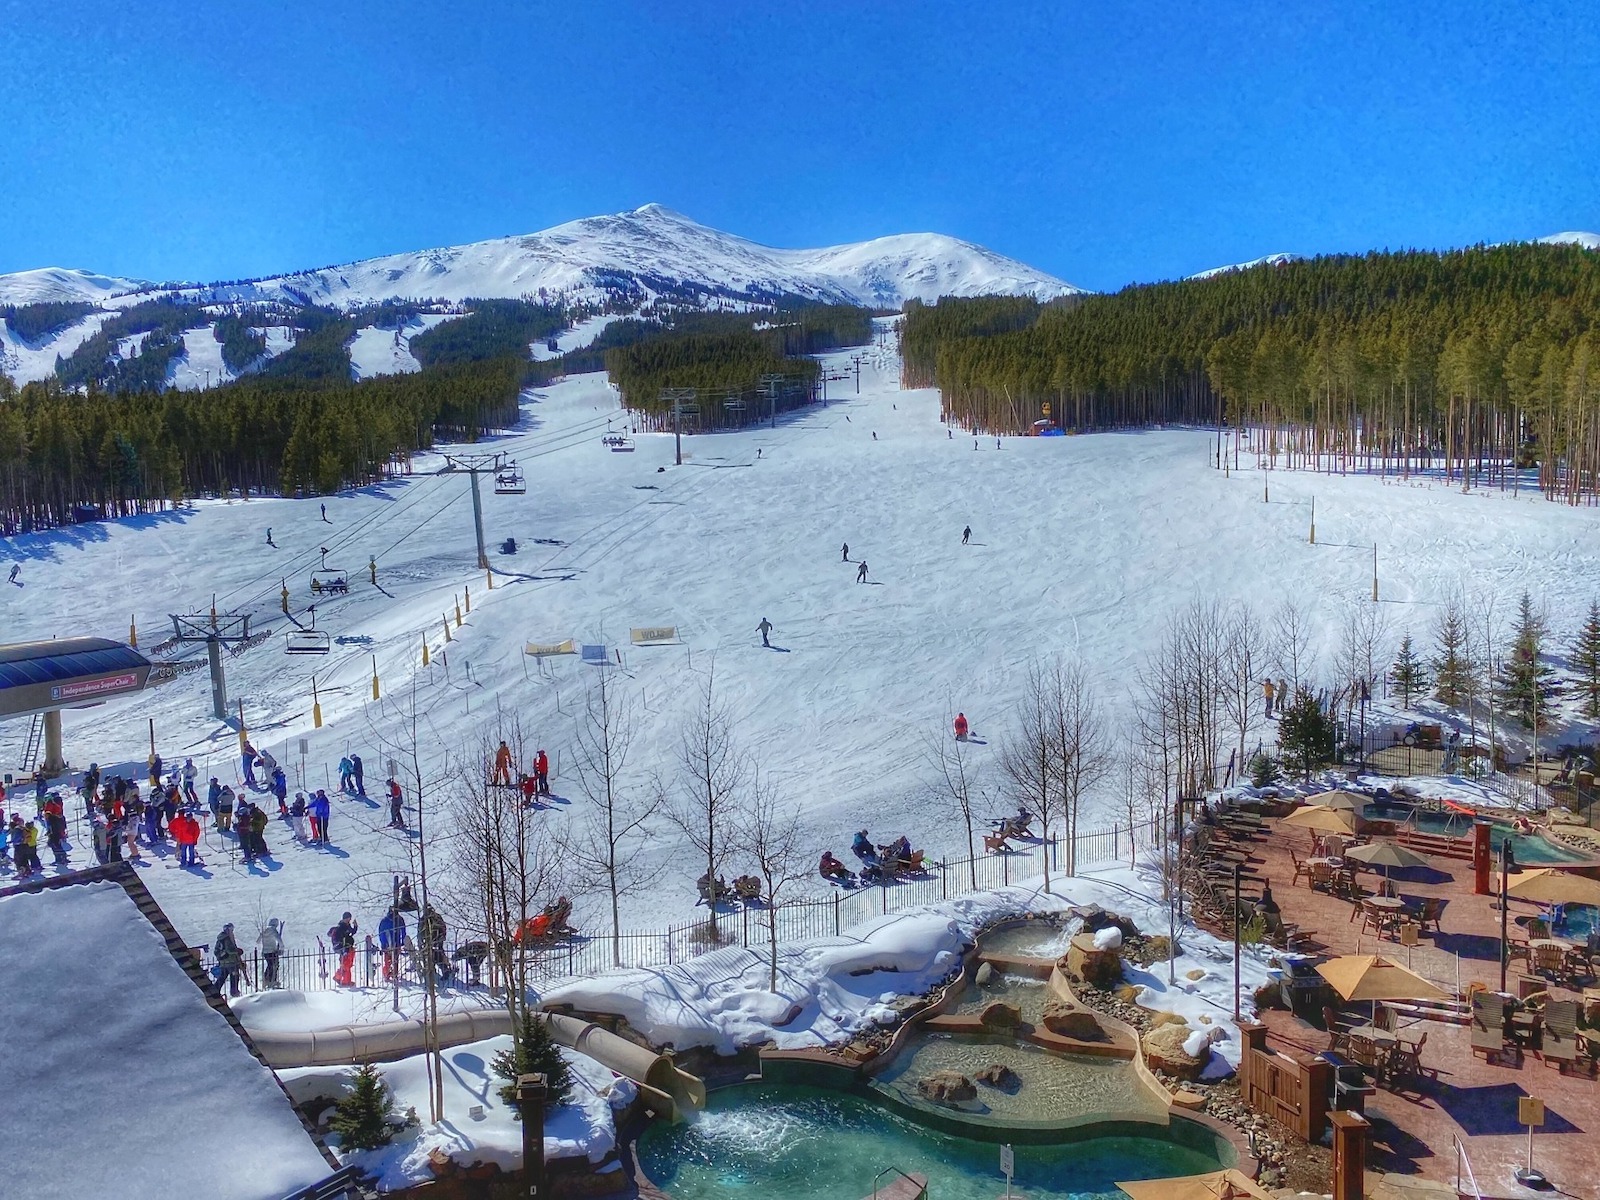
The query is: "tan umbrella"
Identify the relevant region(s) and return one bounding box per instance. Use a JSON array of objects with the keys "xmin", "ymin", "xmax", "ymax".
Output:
[
  {"xmin": 1344, "ymin": 841, "xmax": 1430, "ymax": 871},
  {"xmin": 1505, "ymin": 869, "xmax": 1600, "ymax": 907},
  {"xmin": 1118, "ymin": 1169, "xmax": 1275, "ymax": 1200},
  {"xmin": 1281, "ymin": 804, "xmax": 1361, "ymax": 835},
  {"xmin": 1306, "ymin": 790, "xmax": 1366, "ymax": 812},
  {"xmin": 1316, "ymin": 954, "xmax": 1447, "ymax": 1003}
]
